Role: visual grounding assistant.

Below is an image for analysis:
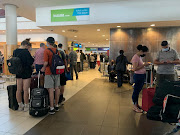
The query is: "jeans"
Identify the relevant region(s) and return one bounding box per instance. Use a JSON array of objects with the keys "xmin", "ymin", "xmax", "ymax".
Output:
[
  {"xmin": 132, "ymin": 74, "xmax": 146, "ymax": 105},
  {"xmin": 70, "ymin": 64, "xmax": 78, "ymax": 80},
  {"xmin": 117, "ymin": 70, "xmax": 124, "ymax": 87},
  {"xmin": 35, "ymin": 64, "xmax": 44, "ymax": 75}
]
